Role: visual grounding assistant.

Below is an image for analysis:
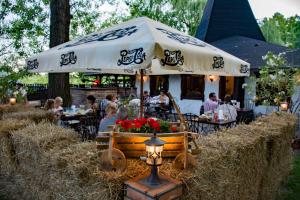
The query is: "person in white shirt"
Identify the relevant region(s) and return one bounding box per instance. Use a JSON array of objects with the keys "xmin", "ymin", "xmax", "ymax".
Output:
[
  {"xmin": 154, "ymin": 90, "xmax": 169, "ymax": 105},
  {"xmin": 54, "ymin": 96, "xmax": 63, "ymax": 113},
  {"xmin": 218, "ymin": 95, "xmax": 237, "ymax": 121}
]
